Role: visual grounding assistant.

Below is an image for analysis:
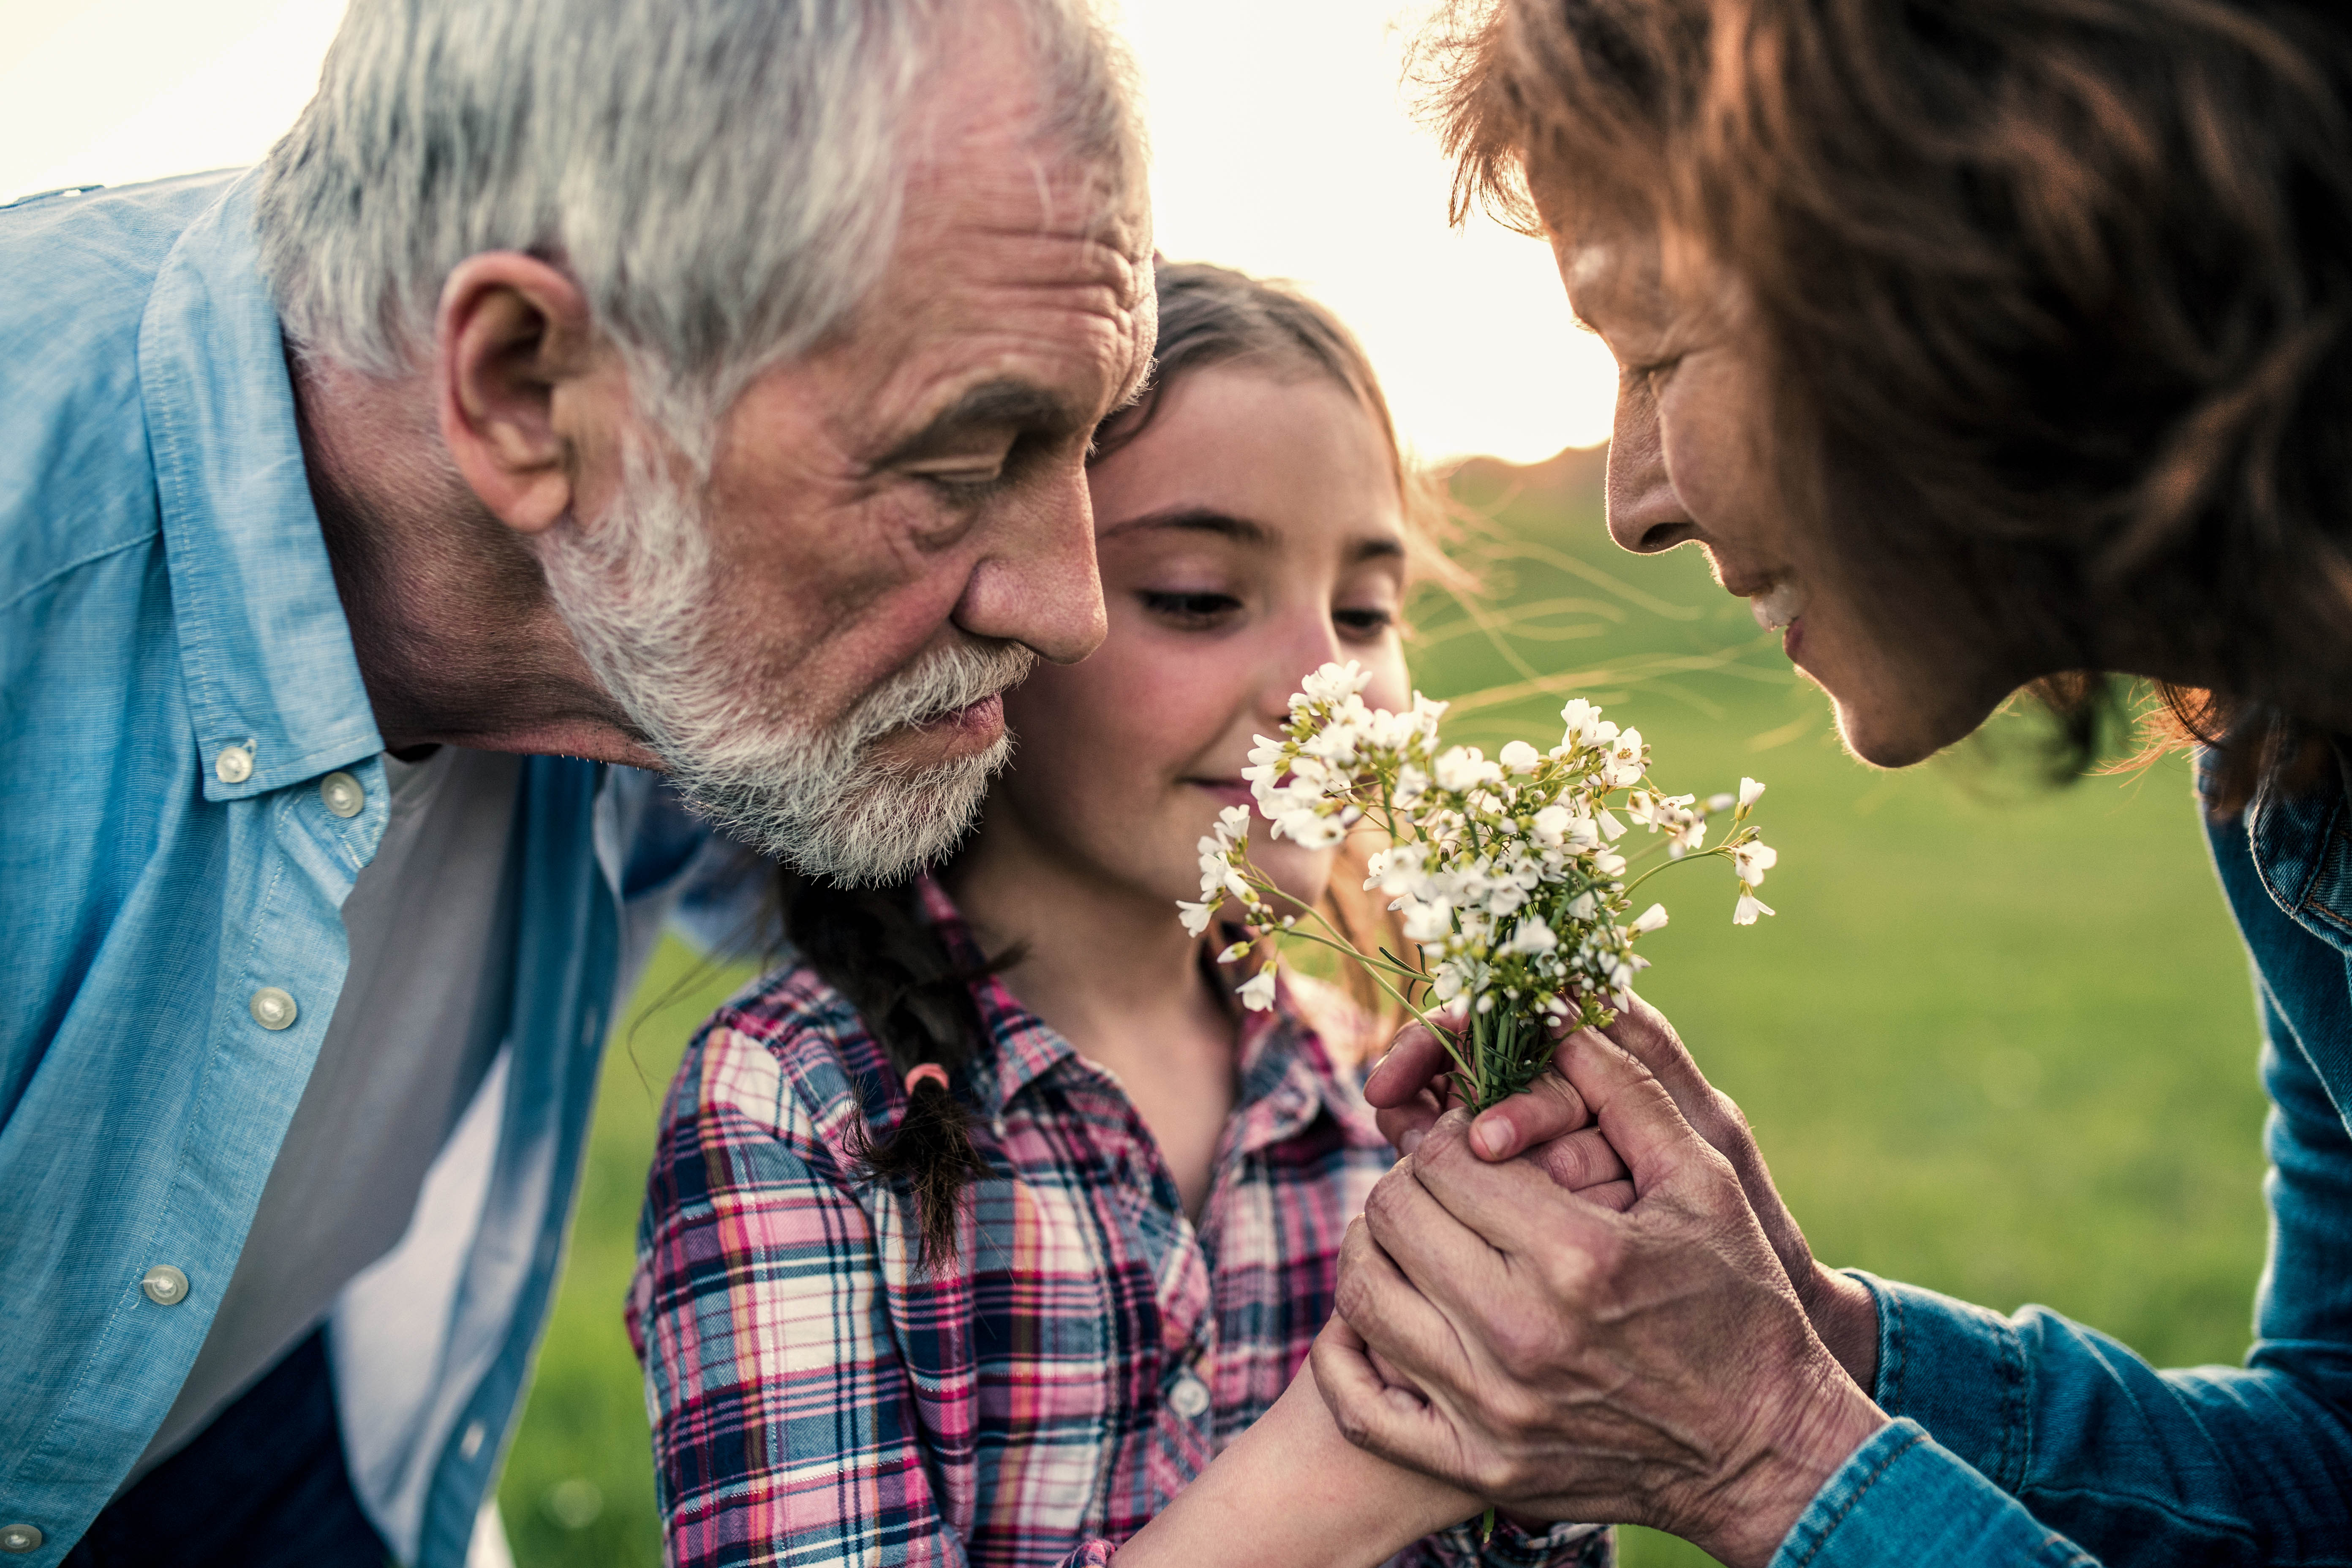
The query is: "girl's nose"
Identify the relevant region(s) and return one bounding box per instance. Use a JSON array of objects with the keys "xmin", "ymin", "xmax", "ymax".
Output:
[{"xmin": 1258, "ymin": 615, "xmax": 1347, "ymax": 722}]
